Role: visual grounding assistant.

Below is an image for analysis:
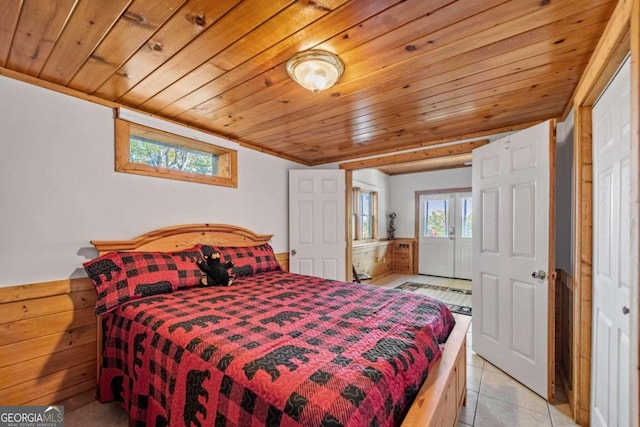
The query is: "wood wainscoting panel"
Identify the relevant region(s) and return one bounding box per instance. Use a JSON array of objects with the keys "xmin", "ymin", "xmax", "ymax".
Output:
[
  {"xmin": 0, "ymin": 277, "xmax": 97, "ymax": 411},
  {"xmin": 352, "ymin": 241, "xmax": 394, "ymax": 281},
  {"xmin": 556, "ymin": 269, "xmax": 575, "ymax": 410}
]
